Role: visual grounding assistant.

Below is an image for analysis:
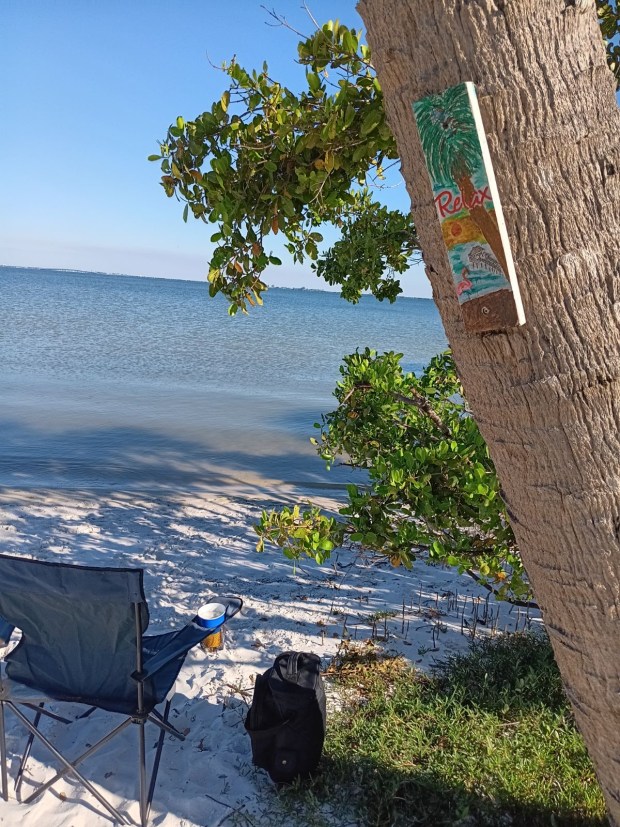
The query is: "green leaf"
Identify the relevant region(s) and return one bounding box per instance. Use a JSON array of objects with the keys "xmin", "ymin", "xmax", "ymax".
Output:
[
  {"xmin": 342, "ymin": 30, "xmax": 358, "ymax": 53},
  {"xmin": 307, "ymin": 72, "xmax": 321, "ymax": 93},
  {"xmin": 361, "ymin": 108, "xmax": 381, "ymax": 136}
]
